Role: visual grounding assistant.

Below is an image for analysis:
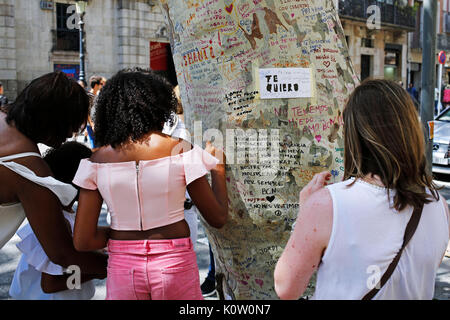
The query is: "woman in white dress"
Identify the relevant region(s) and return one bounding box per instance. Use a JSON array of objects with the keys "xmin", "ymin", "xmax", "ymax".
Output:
[
  {"xmin": 0, "ymin": 72, "xmax": 107, "ymax": 298},
  {"xmin": 9, "ymin": 141, "xmax": 97, "ymax": 299}
]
